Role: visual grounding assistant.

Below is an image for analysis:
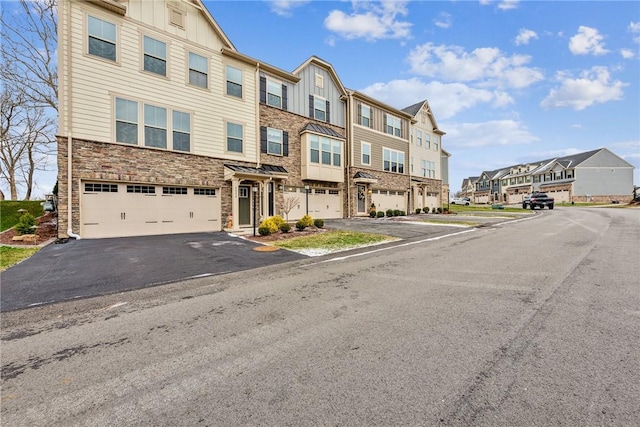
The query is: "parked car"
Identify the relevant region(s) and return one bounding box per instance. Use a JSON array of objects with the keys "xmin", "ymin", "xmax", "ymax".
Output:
[
  {"xmin": 522, "ymin": 193, "xmax": 554, "ymax": 210},
  {"xmin": 451, "ymin": 197, "xmax": 471, "ymax": 206}
]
